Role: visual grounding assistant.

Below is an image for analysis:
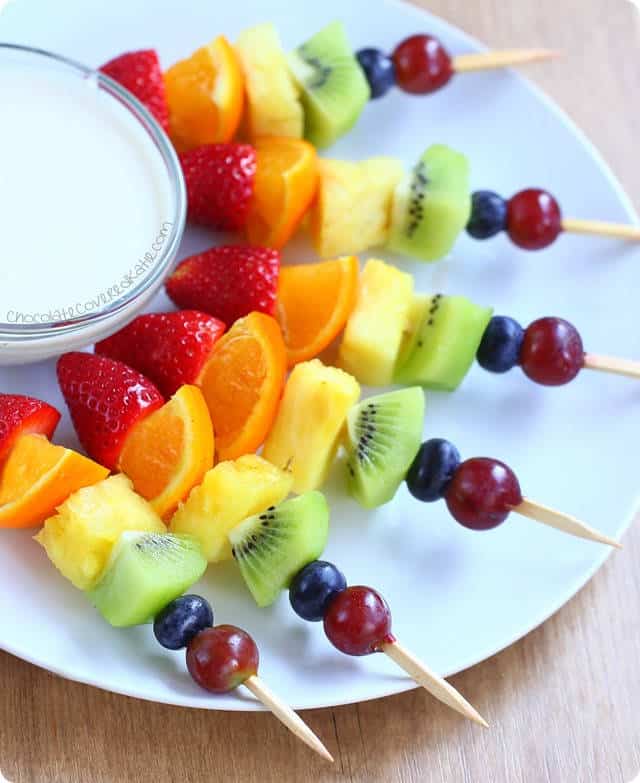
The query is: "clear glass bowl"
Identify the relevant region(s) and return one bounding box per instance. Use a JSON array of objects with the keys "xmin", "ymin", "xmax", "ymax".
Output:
[{"xmin": 0, "ymin": 43, "xmax": 186, "ymax": 365}]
